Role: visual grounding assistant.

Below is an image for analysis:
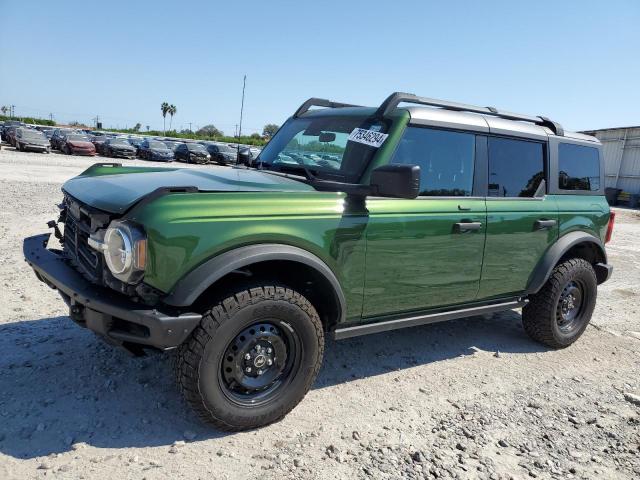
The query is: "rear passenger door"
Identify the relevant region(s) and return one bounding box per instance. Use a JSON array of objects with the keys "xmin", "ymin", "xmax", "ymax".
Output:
[
  {"xmin": 363, "ymin": 126, "xmax": 487, "ymax": 318},
  {"xmin": 478, "ymin": 136, "xmax": 558, "ymax": 299}
]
